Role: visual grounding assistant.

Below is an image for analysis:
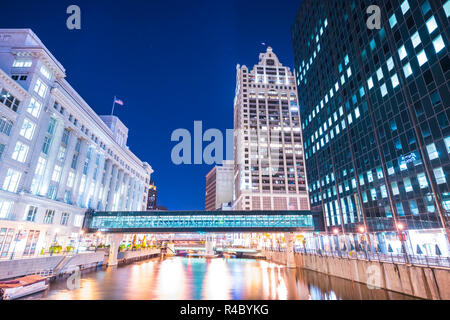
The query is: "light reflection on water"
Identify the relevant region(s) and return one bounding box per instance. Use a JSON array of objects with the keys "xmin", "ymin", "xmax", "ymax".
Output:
[{"xmin": 23, "ymin": 257, "xmax": 415, "ymax": 300}]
